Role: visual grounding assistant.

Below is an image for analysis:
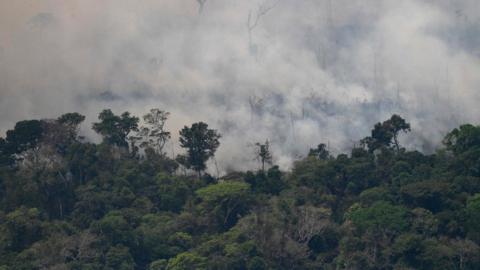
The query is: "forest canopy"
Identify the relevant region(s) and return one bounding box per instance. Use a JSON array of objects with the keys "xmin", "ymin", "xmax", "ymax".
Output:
[{"xmin": 0, "ymin": 110, "xmax": 479, "ymax": 269}]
